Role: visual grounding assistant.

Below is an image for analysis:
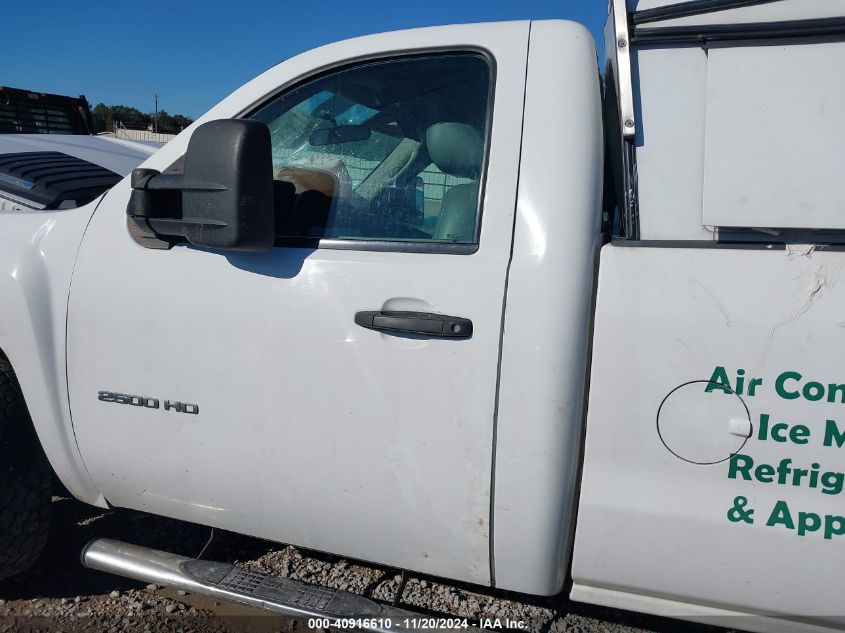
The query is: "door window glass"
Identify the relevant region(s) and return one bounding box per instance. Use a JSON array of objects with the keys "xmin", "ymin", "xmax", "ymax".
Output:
[{"xmin": 248, "ymin": 54, "xmax": 491, "ymax": 245}]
